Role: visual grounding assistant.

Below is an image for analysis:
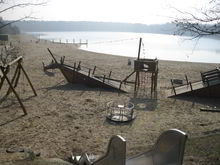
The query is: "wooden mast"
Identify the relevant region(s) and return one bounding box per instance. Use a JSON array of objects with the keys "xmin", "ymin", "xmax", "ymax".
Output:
[{"xmin": 134, "ymin": 38, "xmax": 142, "ymax": 91}]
